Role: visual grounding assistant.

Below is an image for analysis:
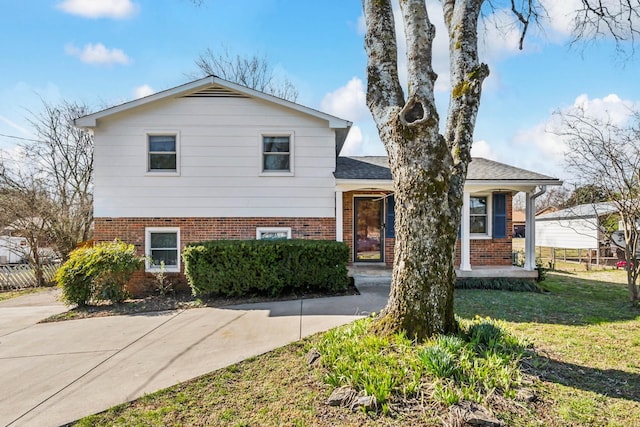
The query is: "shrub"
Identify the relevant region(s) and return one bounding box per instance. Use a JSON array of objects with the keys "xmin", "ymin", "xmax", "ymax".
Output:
[
  {"xmin": 56, "ymin": 241, "xmax": 143, "ymax": 306},
  {"xmin": 183, "ymin": 239, "xmax": 349, "ymax": 297},
  {"xmin": 148, "ymin": 261, "xmax": 175, "ymax": 296}
]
